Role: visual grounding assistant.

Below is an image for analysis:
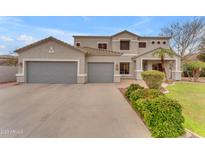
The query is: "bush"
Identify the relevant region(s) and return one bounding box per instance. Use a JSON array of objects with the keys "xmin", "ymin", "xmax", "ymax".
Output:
[
  {"xmin": 132, "ymin": 96, "xmax": 185, "ymax": 137},
  {"xmin": 129, "ymin": 89, "xmax": 163, "ymax": 102},
  {"xmin": 124, "ymin": 81, "xmax": 185, "ymax": 137},
  {"xmin": 141, "ymin": 70, "xmax": 165, "ymax": 89},
  {"xmin": 183, "ymin": 61, "xmax": 205, "ymax": 81},
  {"xmin": 125, "ymin": 84, "xmax": 144, "ymax": 99}
]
